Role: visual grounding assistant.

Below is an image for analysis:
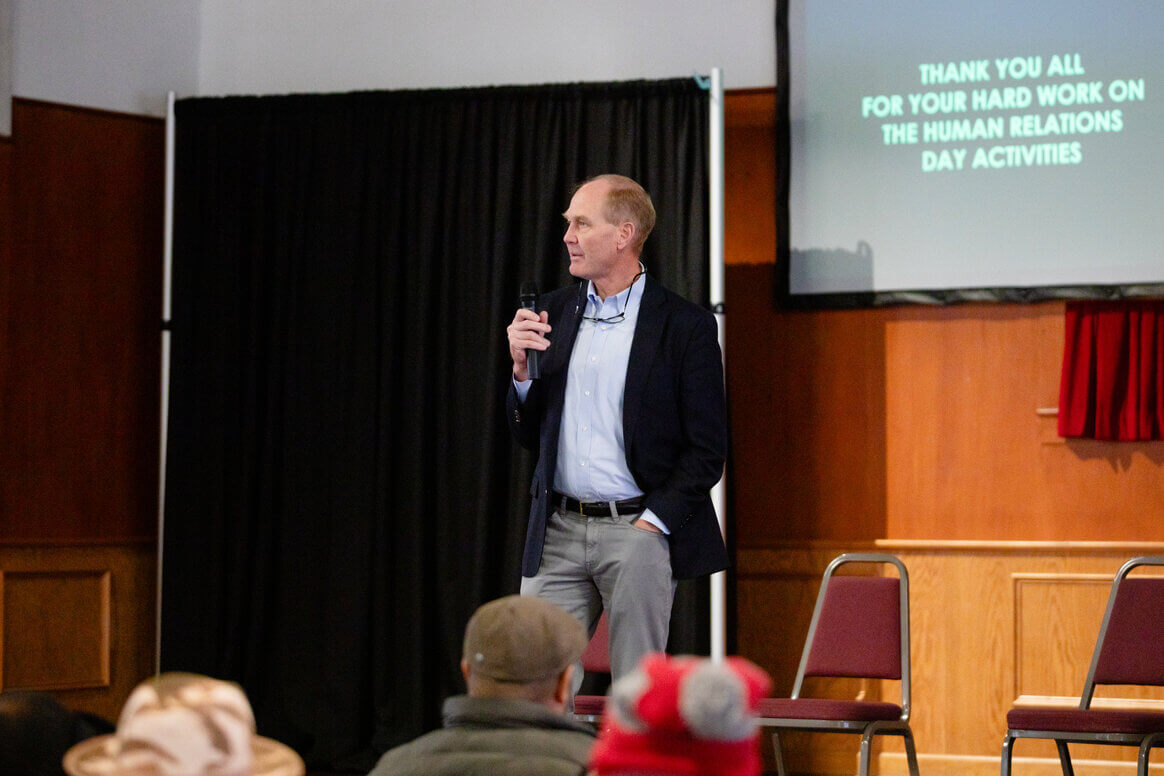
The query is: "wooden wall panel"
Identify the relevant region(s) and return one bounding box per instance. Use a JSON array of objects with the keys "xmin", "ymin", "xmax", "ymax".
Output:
[
  {"xmin": 0, "ymin": 99, "xmax": 161, "ymax": 723},
  {"xmin": 0, "ymin": 136, "xmax": 10, "ymax": 234},
  {"xmin": 0, "ymin": 136, "xmax": 10, "ymax": 425},
  {"xmin": 725, "ymin": 265, "xmax": 889, "ymax": 543},
  {"xmin": 1, "ymin": 569, "xmax": 111, "ymax": 689},
  {"xmin": 725, "ymin": 90, "xmax": 777, "ymax": 266},
  {"xmin": 725, "ymin": 264, "xmax": 1164, "ymax": 548},
  {"xmin": 1012, "ymin": 574, "xmax": 1112, "ymax": 704},
  {"xmin": 883, "ymin": 306, "xmax": 1164, "ymax": 541},
  {"xmin": 0, "ymin": 544, "xmax": 155, "ymax": 723},
  {"xmin": 0, "ymin": 98, "xmax": 163, "ymax": 543}
]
